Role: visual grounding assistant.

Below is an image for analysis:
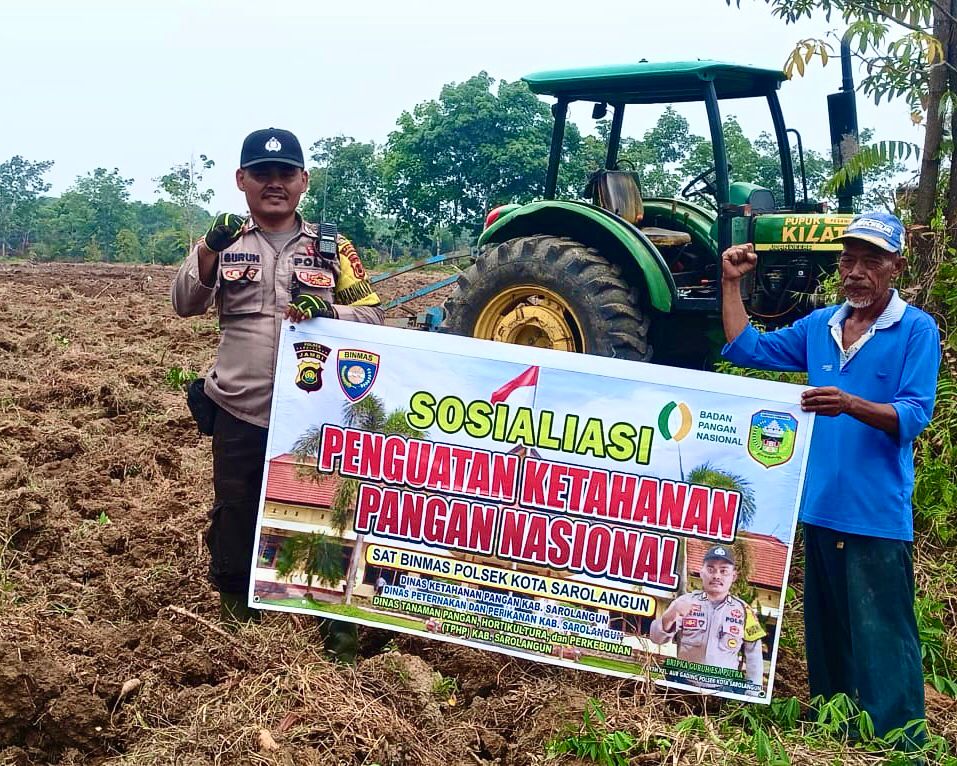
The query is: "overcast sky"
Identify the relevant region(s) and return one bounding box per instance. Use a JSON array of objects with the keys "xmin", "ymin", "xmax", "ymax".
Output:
[{"xmin": 3, "ymin": 0, "xmax": 918, "ymax": 211}]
